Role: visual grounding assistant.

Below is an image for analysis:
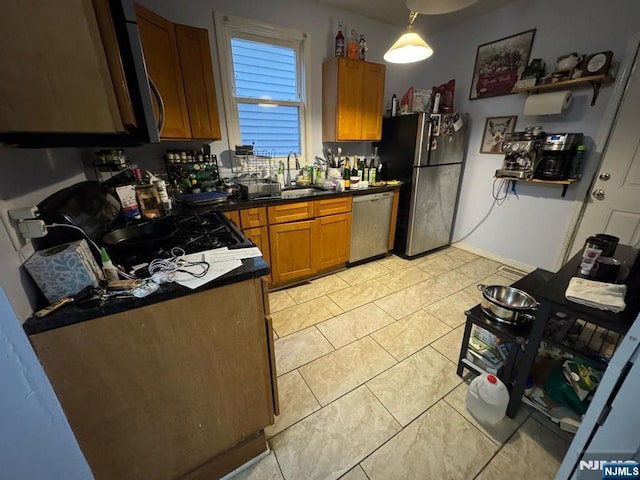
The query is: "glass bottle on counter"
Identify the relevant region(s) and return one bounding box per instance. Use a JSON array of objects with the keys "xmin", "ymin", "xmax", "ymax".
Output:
[
  {"xmin": 343, "ymin": 158, "xmax": 350, "ymax": 190},
  {"xmin": 368, "ymin": 157, "xmax": 377, "ymax": 184}
]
